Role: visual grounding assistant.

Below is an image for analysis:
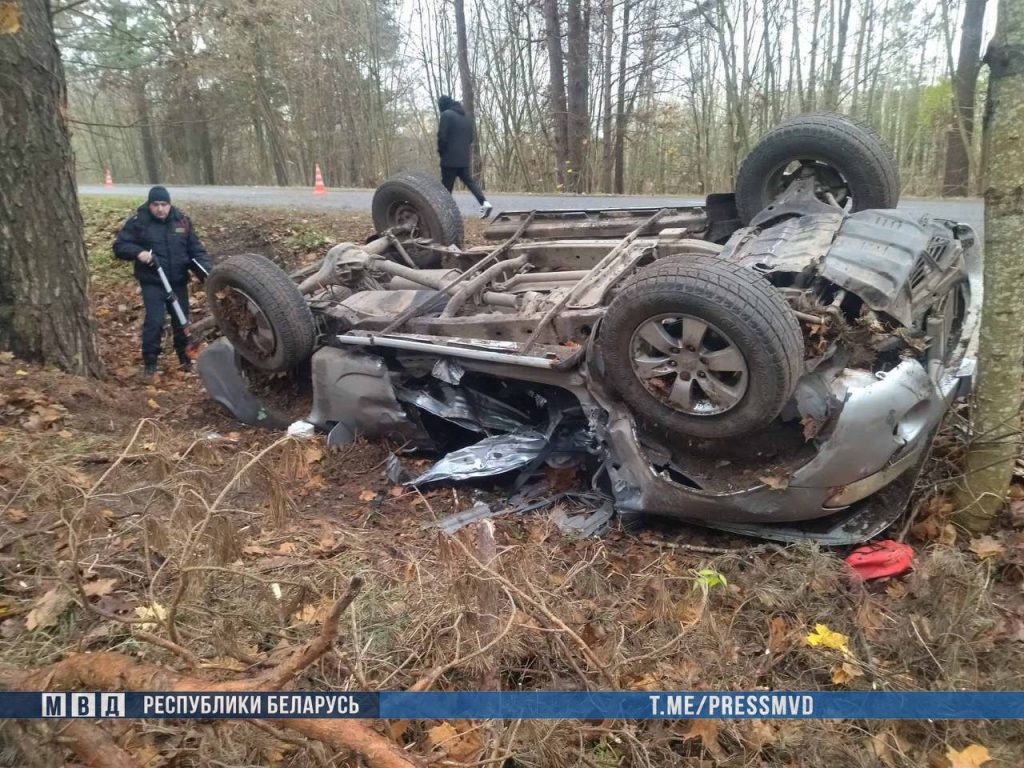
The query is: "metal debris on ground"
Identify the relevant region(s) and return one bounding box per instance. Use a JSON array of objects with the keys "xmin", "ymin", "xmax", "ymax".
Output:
[
  {"xmin": 550, "ymin": 499, "xmax": 615, "ymax": 538},
  {"xmin": 434, "ymin": 500, "xmax": 500, "ymax": 535},
  {"xmin": 406, "ymin": 431, "xmax": 549, "ymax": 485}
]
